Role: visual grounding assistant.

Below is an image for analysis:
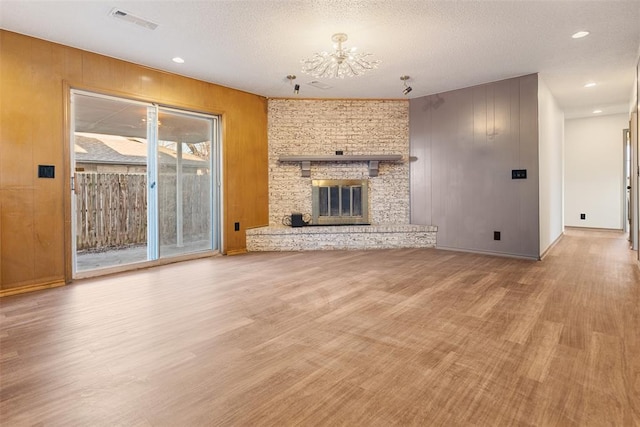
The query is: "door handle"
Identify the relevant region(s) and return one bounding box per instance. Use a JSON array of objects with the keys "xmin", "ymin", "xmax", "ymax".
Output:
[{"xmin": 71, "ymin": 173, "xmax": 80, "ymax": 195}]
